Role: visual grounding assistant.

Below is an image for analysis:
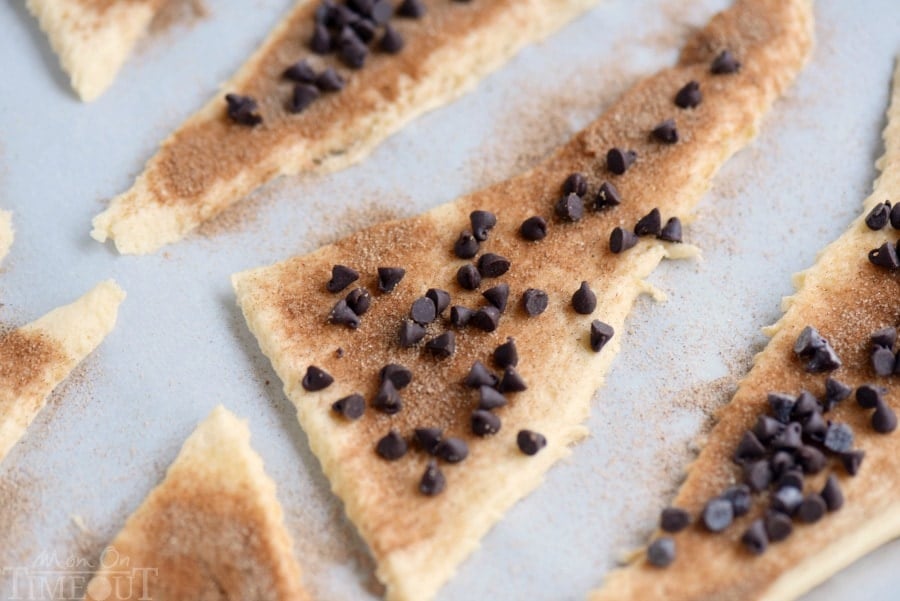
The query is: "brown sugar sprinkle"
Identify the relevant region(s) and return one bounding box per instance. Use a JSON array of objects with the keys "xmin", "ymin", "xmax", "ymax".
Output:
[{"xmin": 0, "ymin": 330, "xmax": 65, "ymax": 397}]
